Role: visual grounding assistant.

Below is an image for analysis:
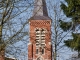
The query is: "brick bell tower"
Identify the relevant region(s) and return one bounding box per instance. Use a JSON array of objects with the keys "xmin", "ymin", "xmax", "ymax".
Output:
[{"xmin": 28, "ymin": 0, "xmax": 52, "ymax": 60}]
